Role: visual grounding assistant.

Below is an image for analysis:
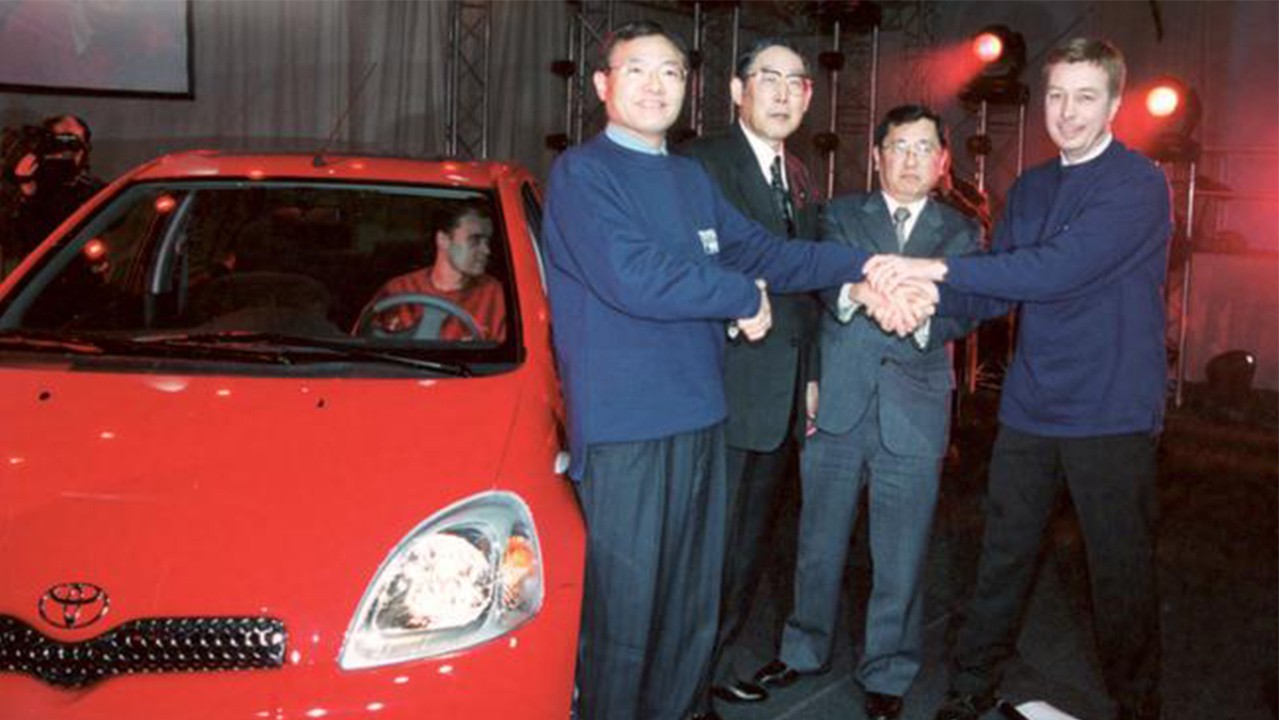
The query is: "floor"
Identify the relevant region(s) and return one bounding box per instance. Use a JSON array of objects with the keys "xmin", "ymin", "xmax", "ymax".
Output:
[{"xmin": 711, "ymin": 385, "xmax": 1278, "ymax": 720}]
